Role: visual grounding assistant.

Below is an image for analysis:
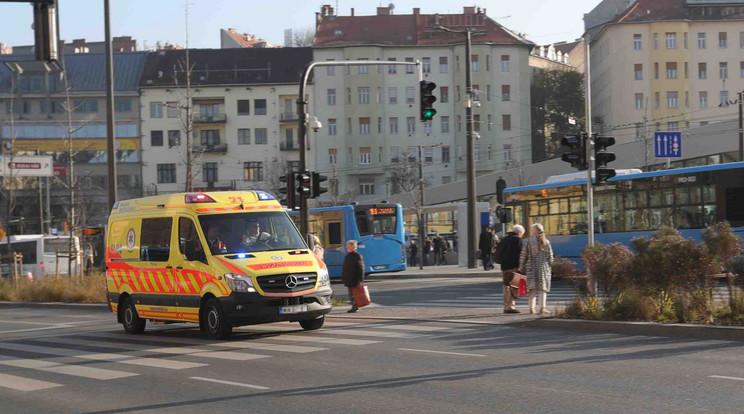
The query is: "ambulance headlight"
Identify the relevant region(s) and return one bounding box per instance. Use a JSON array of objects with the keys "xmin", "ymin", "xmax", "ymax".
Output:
[
  {"xmin": 317, "ymin": 267, "xmax": 330, "ymax": 288},
  {"xmin": 224, "ymin": 274, "xmax": 256, "ymax": 293}
]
